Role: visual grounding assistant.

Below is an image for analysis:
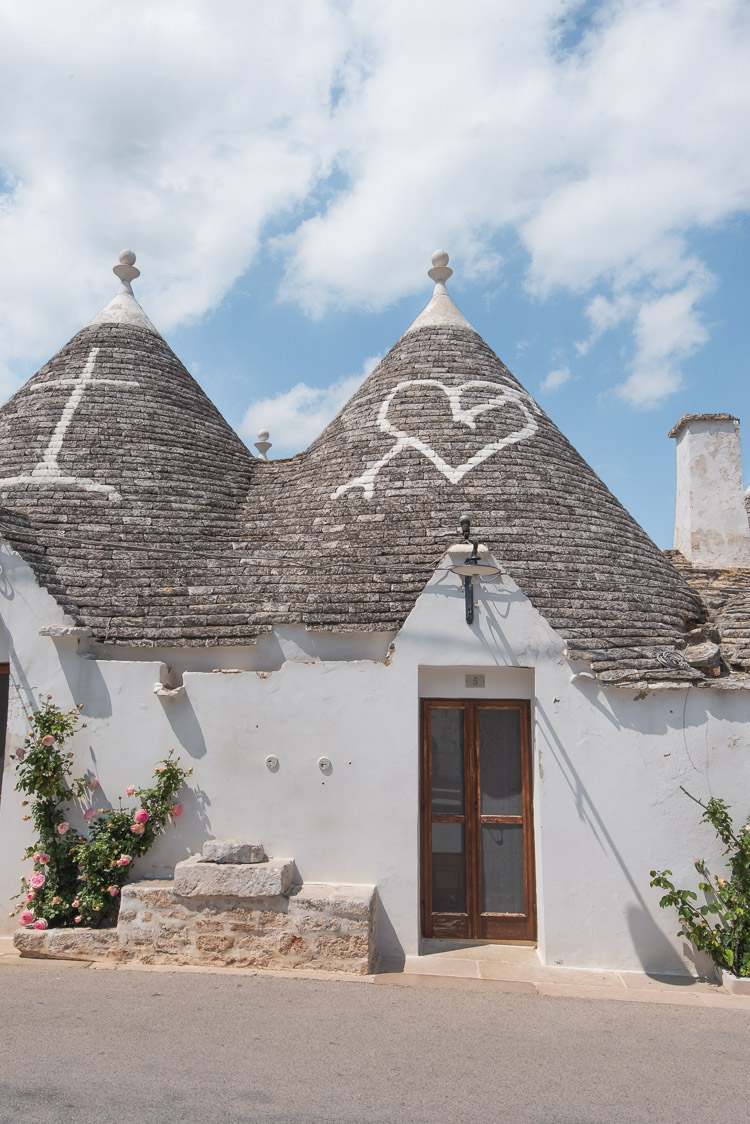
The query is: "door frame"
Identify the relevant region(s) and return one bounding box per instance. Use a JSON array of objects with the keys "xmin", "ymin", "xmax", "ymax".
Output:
[{"xmin": 420, "ymin": 697, "xmax": 536, "ymax": 942}]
